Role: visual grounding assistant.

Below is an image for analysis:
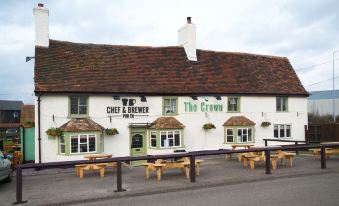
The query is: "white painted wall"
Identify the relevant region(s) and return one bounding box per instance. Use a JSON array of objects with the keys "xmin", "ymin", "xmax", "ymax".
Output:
[{"xmin": 35, "ymin": 95, "xmax": 308, "ymax": 162}]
